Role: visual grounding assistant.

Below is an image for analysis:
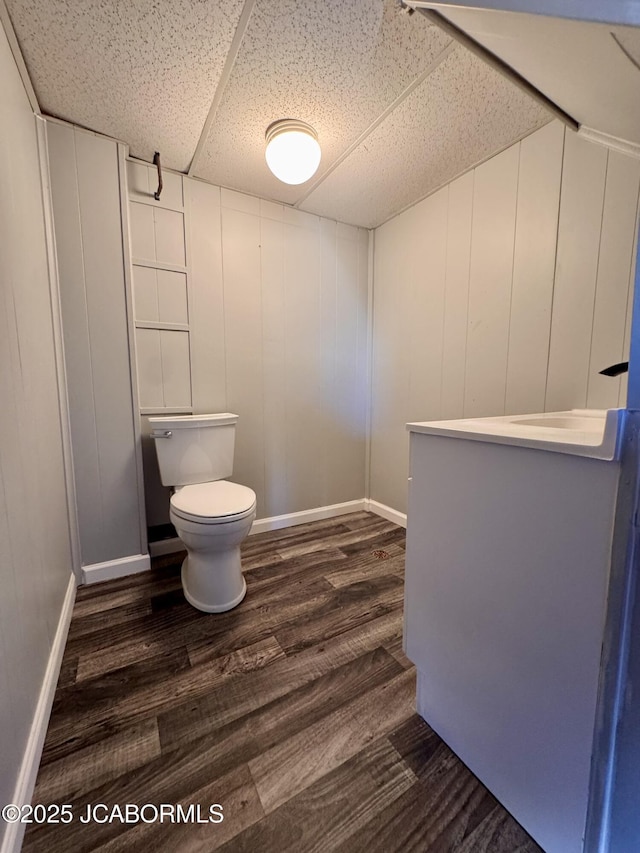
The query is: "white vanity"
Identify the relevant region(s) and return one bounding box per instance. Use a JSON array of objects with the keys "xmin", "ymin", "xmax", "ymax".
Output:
[{"xmin": 404, "ymin": 409, "xmax": 626, "ymax": 853}]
